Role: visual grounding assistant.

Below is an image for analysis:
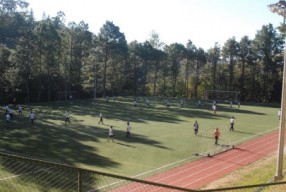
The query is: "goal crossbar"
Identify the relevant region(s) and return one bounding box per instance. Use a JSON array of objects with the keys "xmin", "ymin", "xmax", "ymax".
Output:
[{"xmin": 205, "ymin": 90, "xmax": 239, "ymax": 102}]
